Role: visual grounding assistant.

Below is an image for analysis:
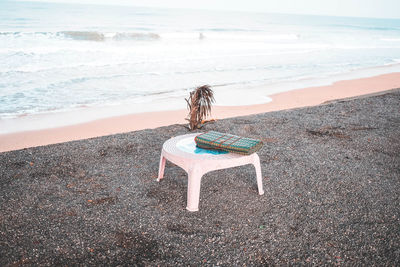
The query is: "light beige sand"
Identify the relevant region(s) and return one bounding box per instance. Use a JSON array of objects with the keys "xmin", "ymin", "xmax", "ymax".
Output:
[{"xmin": 1, "ymin": 72, "xmax": 400, "ymax": 153}]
